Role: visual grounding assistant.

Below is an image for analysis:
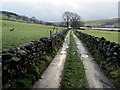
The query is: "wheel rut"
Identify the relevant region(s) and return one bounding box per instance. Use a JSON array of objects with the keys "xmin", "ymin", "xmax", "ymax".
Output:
[
  {"xmin": 73, "ymin": 32, "xmax": 113, "ymax": 88},
  {"xmin": 32, "ymin": 31, "xmax": 70, "ymax": 88}
]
